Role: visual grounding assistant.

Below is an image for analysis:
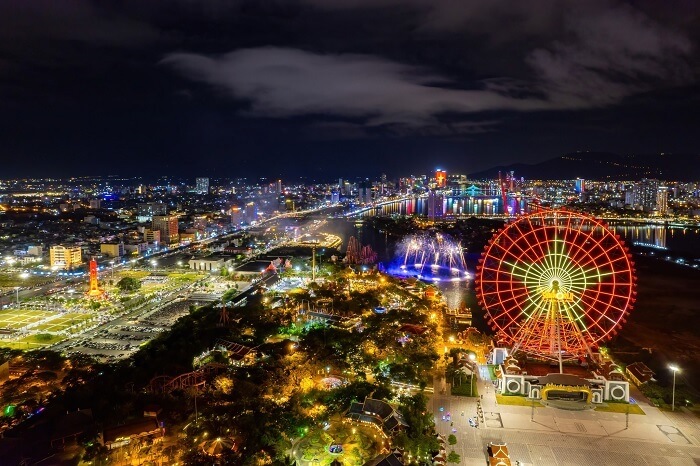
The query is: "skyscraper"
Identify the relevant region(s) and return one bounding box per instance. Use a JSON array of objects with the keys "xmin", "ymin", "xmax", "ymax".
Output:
[
  {"xmin": 357, "ymin": 181, "xmax": 372, "ymax": 205},
  {"xmin": 427, "ymin": 191, "xmax": 443, "ymax": 220},
  {"xmin": 634, "ymin": 179, "xmax": 659, "ymax": 212},
  {"xmin": 152, "ymin": 215, "xmax": 179, "ymax": 245},
  {"xmin": 435, "ymin": 169, "xmax": 447, "ymax": 188},
  {"xmin": 195, "ymin": 177, "xmax": 210, "ymax": 194},
  {"xmin": 656, "ymin": 186, "xmax": 668, "ymax": 215}
]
